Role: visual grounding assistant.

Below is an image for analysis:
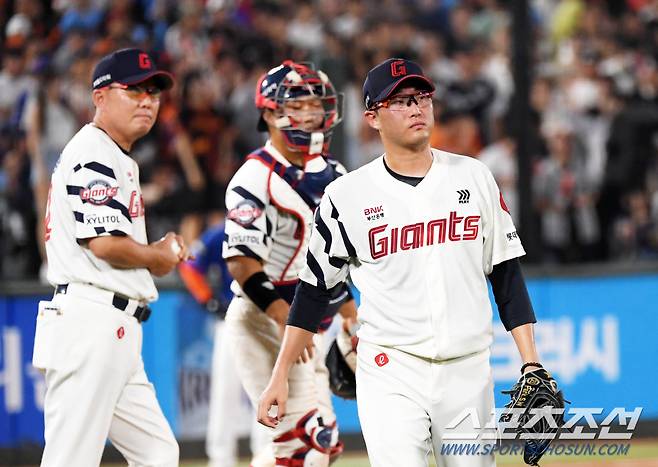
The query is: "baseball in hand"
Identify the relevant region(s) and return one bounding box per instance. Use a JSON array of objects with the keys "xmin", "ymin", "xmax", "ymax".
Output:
[{"xmin": 170, "ymin": 240, "xmax": 182, "ymax": 256}]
